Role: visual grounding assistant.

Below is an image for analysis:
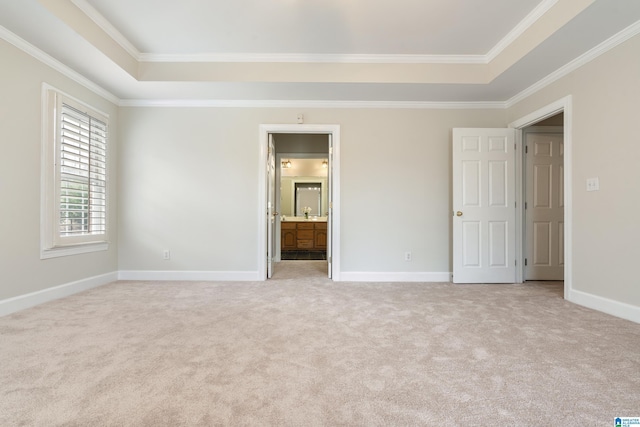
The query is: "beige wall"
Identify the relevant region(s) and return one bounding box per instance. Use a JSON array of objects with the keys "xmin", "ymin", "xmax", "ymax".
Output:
[
  {"xmin": 0, "ymin": 40, "xmax": 118, "ymax": 300},
  {"xmin": 534, "ymin": 112, "xmax": 564, "ymax": 126},
  {"xmin": 117, "ymin": 108, "xmax": 507, "ymax": 274},
  {"xmin": 507, "ymin": 33, "xmax": 640, "ymax": 306}
]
